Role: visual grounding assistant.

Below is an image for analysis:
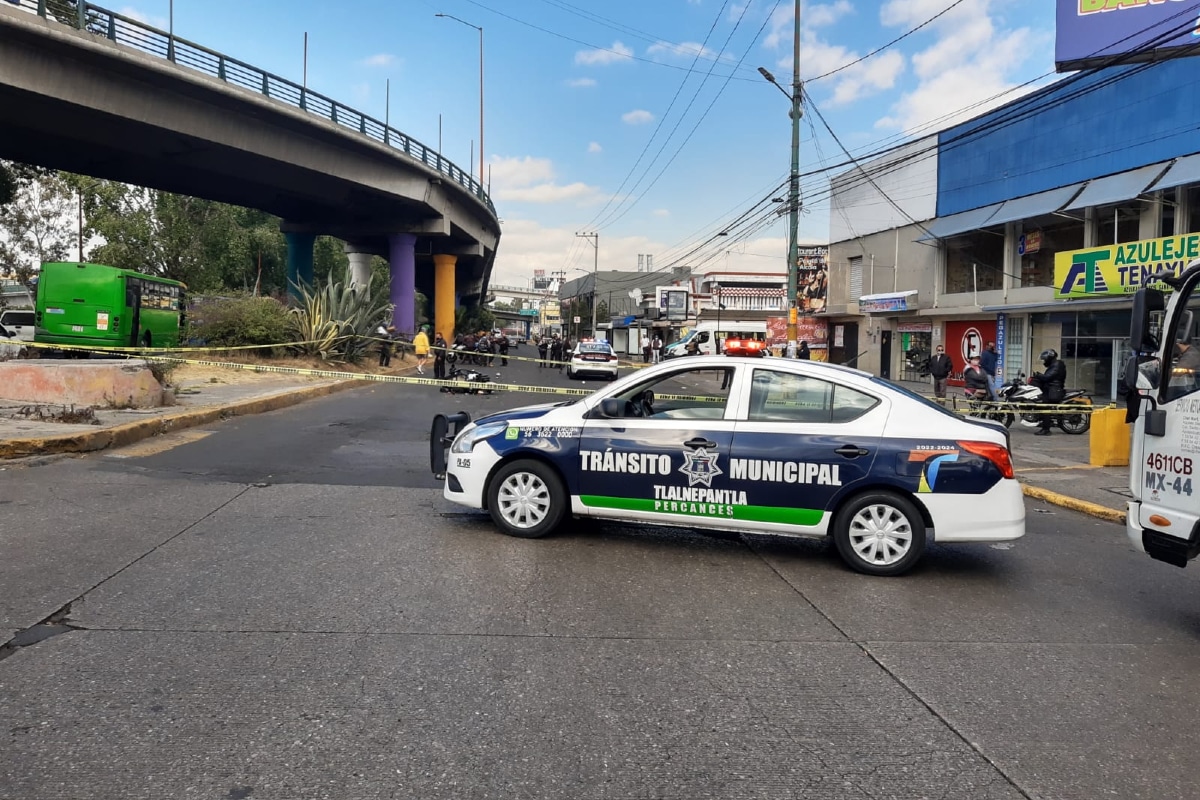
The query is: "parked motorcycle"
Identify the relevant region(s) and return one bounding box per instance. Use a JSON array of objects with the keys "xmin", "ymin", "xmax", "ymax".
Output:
[{"xmin": 997, "ymin": 373, "xmax": 1091, "ymax": 434}]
